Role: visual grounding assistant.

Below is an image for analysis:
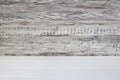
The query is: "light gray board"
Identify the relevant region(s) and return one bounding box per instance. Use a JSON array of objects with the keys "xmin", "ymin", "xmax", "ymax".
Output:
[
  {"xmin": 0, "ymin": 0, "xmax": 120, "ymax": 56},
  {"xmin": 0, "ymin": 57, "xmax": 120, "ymax": 80},
  {"xmin": 0, "ymin": 0, "xmax": 120, "ymax": 20}
]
